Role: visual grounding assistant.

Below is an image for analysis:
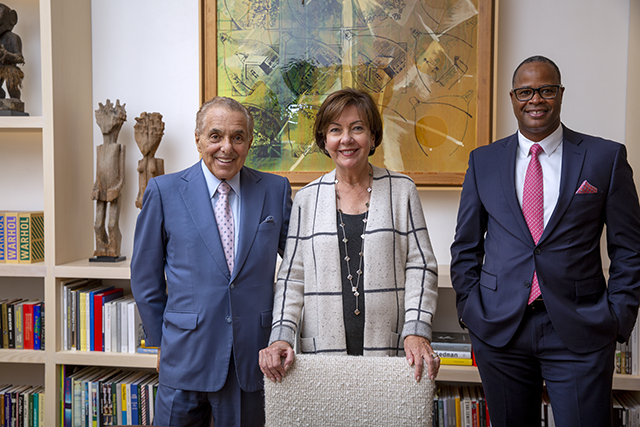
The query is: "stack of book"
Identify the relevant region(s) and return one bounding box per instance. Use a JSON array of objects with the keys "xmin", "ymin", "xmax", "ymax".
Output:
[
  {"xmin": 62, "ymin": 366, "xmax": 159, "ymax": 426},
  {"xmin": 433, "ymin": 384, "xmax": 489, "ymax": 427},
  {"xmin": 431, "ymin": 331, "xmax": 473, "ymax": 366},
  {"xmin": 61, "ymin": 278, "xmax": 155, "ymax": 354},
  {"xmin": 0, "ymin": 211, "xmax": 45, "ymax": 264},
  {"xmin": 0, "ymin": 384, "xmax": 45, "ymax": 427},
  {"xmin": 0, "ymin": 298, "xmax": 45, "ymax": 350}
]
